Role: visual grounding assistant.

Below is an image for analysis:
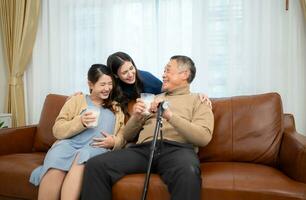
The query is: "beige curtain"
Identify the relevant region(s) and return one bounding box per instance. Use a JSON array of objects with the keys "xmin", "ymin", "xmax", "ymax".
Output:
[
  {"xmin": 0, "ymin": 0, "xmax": 40, "ymax": 127},
  {"xmin": 301, "ymin": 0, "xmax": 306, "ymax": 21}
]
